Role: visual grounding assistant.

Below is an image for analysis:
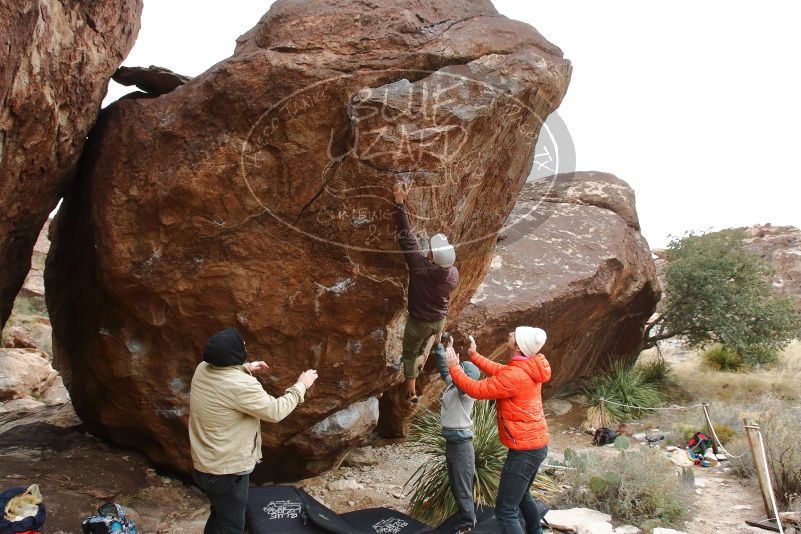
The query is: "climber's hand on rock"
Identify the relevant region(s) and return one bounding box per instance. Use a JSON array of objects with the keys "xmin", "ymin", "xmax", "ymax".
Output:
[
  {"xmin": 298, "ymin": 369, "xmax": 318, "ymax": 389},
  {"xmin": 245, "ymin": 361, "xmax": 269, "ymax": 373},
  {"xmin": 393, "ymin": 181, "xmax": 409, "ymax": 204},
  {"xmin": 445, "ymin": 346, "xmax": 460, "ymax": 368}
]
